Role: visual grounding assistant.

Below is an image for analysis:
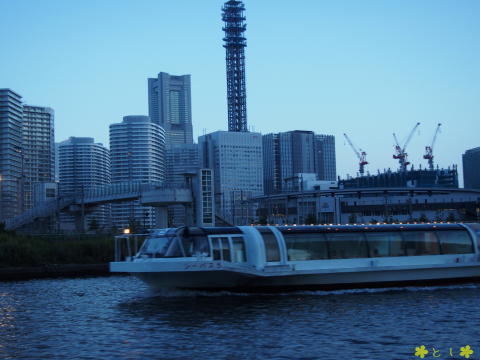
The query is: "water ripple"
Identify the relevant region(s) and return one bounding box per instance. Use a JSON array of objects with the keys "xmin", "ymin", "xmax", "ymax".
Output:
[{"xmin": 0, "ymin": 276, "xmax": 479, "ymax": 359}]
